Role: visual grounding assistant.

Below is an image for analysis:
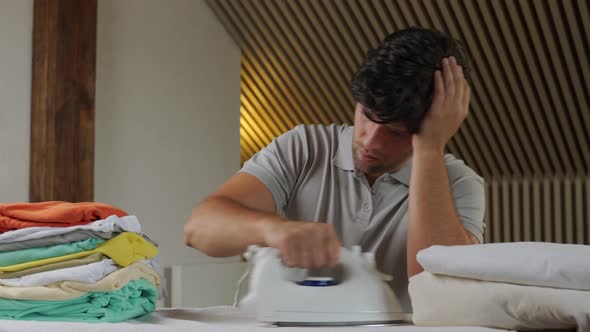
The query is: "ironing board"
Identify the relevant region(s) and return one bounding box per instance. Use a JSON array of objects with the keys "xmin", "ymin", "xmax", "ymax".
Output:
[{"xmin": 0, "ymin": 306, "xmax": 514, "ymax": 332}]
